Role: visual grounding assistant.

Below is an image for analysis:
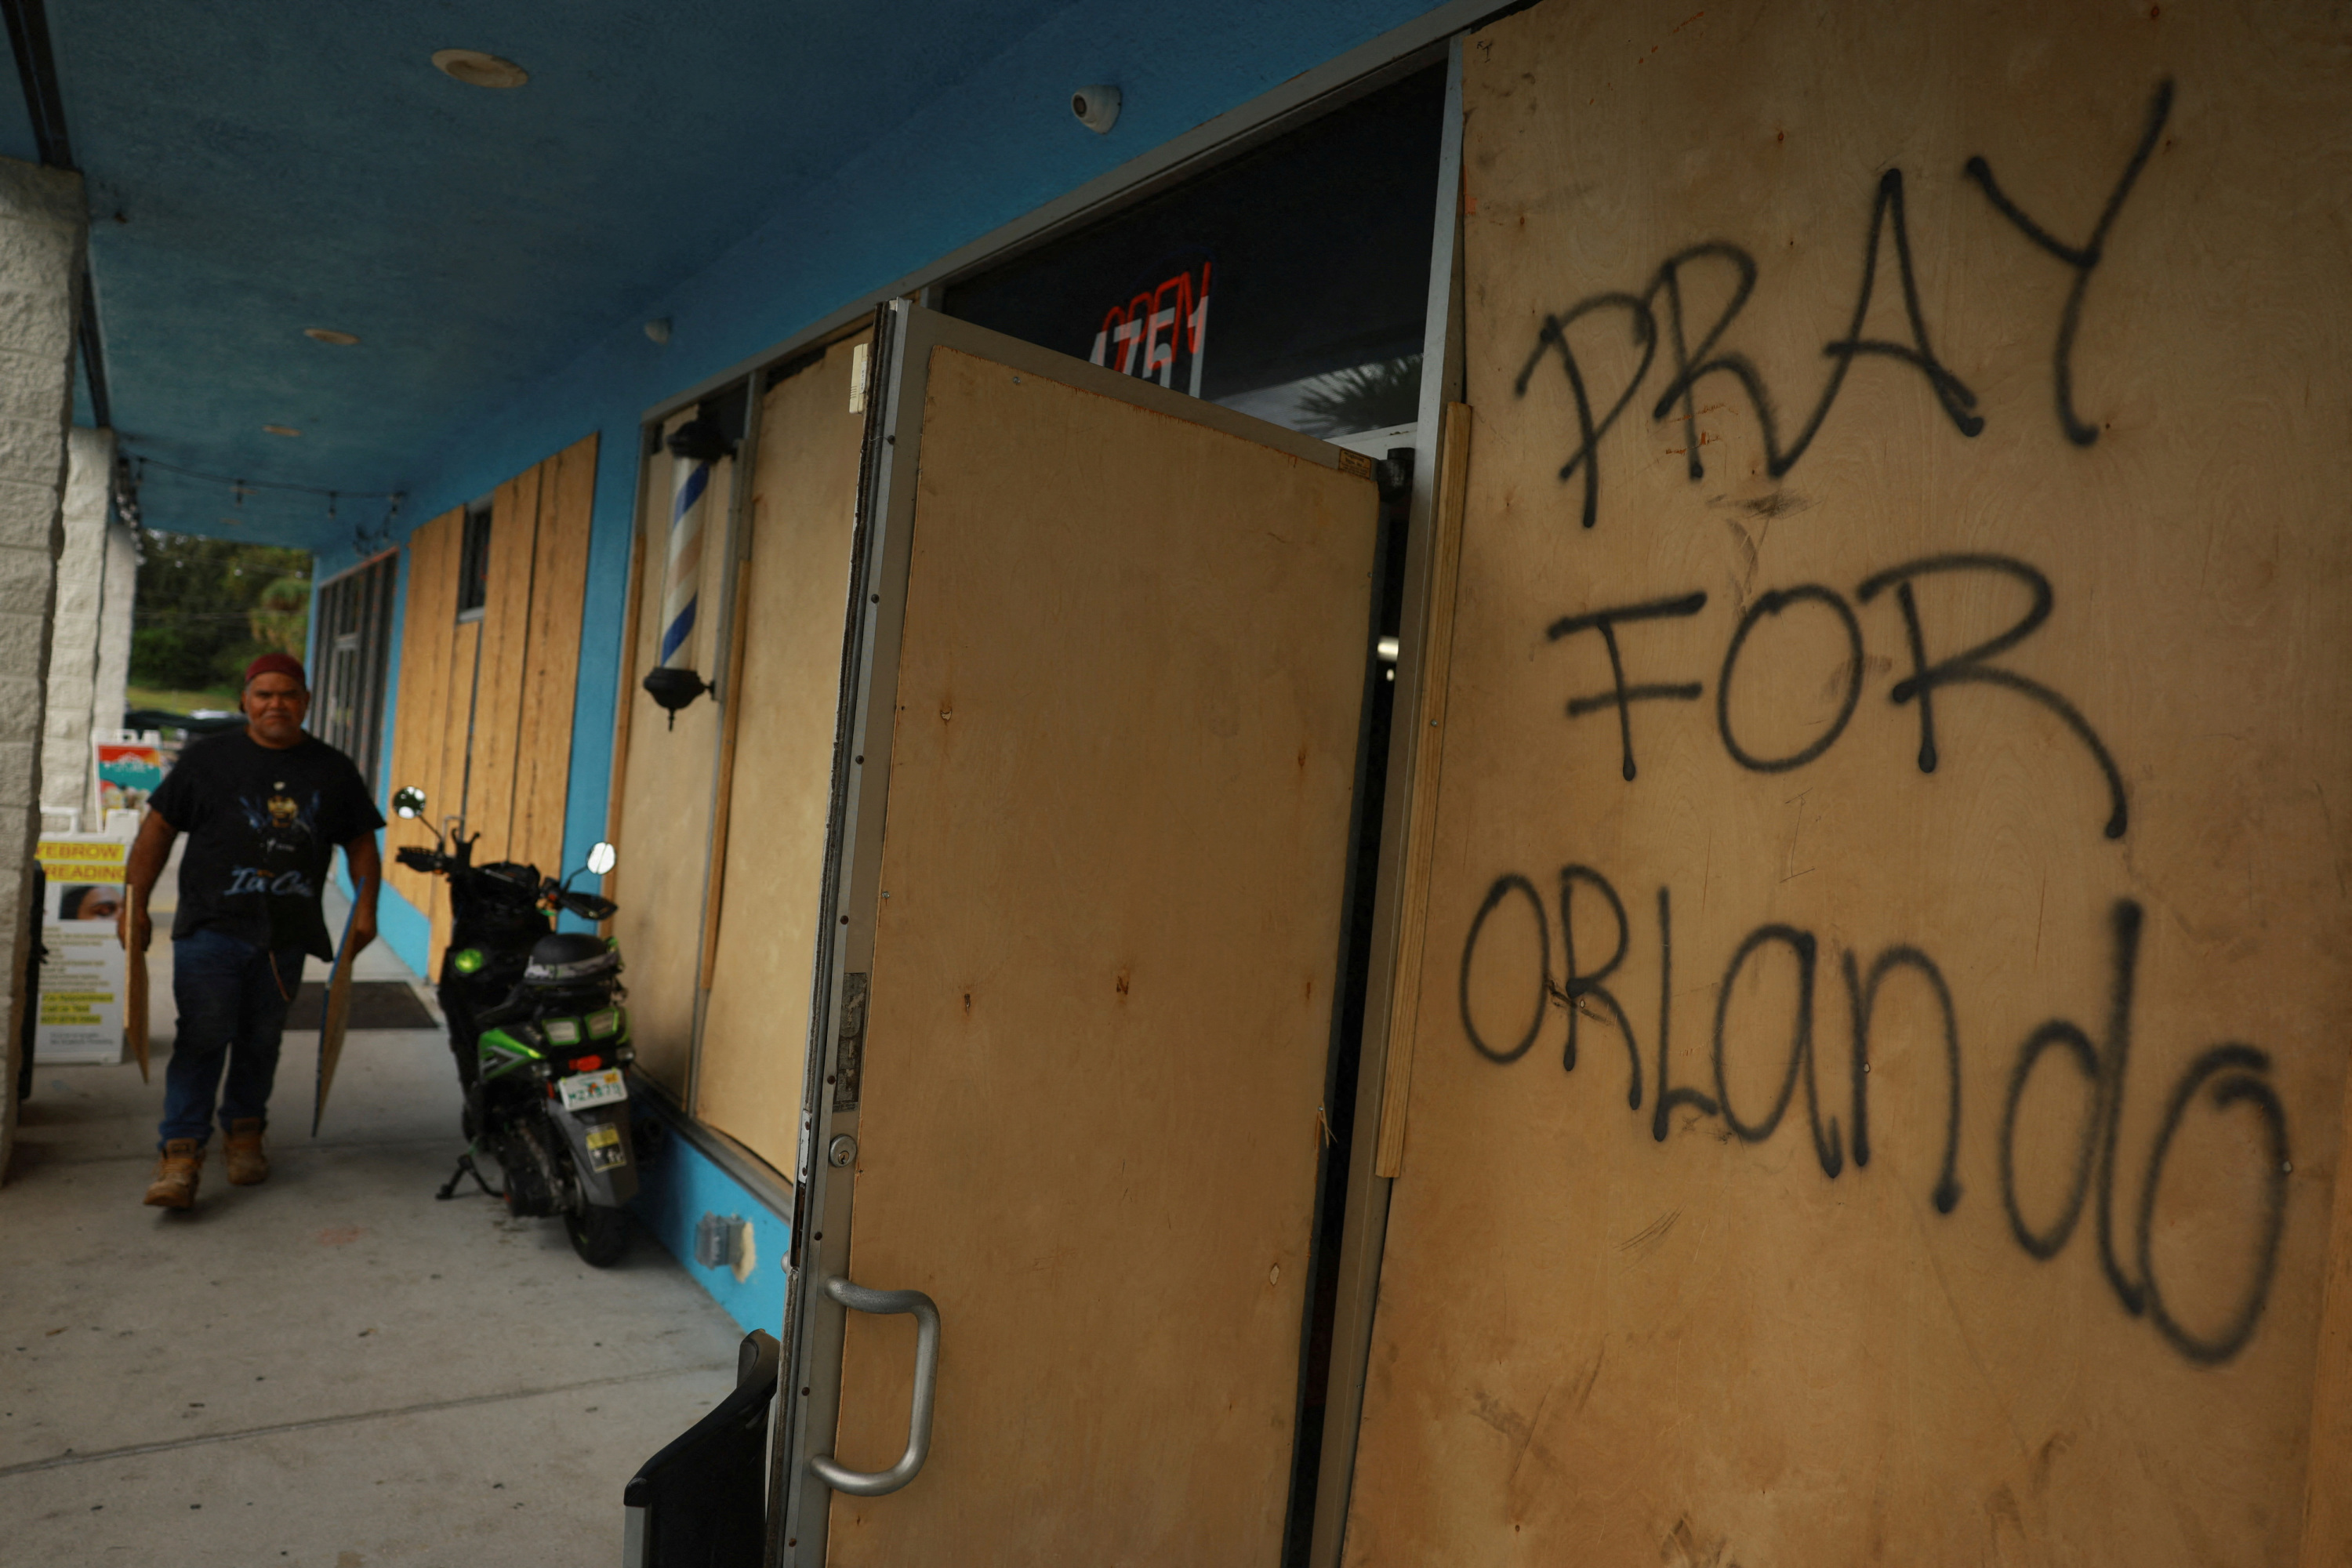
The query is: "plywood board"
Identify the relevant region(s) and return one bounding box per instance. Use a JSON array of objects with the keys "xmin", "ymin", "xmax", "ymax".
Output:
[
  {"xmin": 309, "ymin": 901, "xmax": 360, "ymax": 1135},
  {"xmin": 511, "ymin": 434, "xmax": 597, "ymax": 877},
  {"xmin": 1345, "ymin": 4, "xmax": 2352, "ymax": 1565},
  {"xmin": 695, "ymin": 333, "xmax": 869, "ymax": 1177},
  {"xmin": 387, "ymin": 508, "xmax": 461, "ymax": 917},
  {"xmin": 2308, "ymin": 1046, "xmax": 2352, "ymax": 1563},
  {"xmin": 826, "ymin": 346, "xmax": 1378, "ymax": 1565},
  {"xmin": 699, "ymin": 565, "xmax": 755, "ymax": 1000},
  {"xmin": 122, "ymin": 931, "xmax": 147, "ymax": 1083},
  {"xmin": 427, "ymin": 617, "xmax": 481, "ymax": 969},
  {"xmin": 1374, "ymin": 401, "xmax": 1472, "ymax": 1178},
  {"xmin": 604, "ymin": 465, "xmax": 651, "ymax": 934},
  {"xmin": 607, "ymin": 431, "xmax": 729, "ymax": 1095},
  {"xmin": 466, "ymin": 462, "xmax": 543, "ymax": 863}
]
